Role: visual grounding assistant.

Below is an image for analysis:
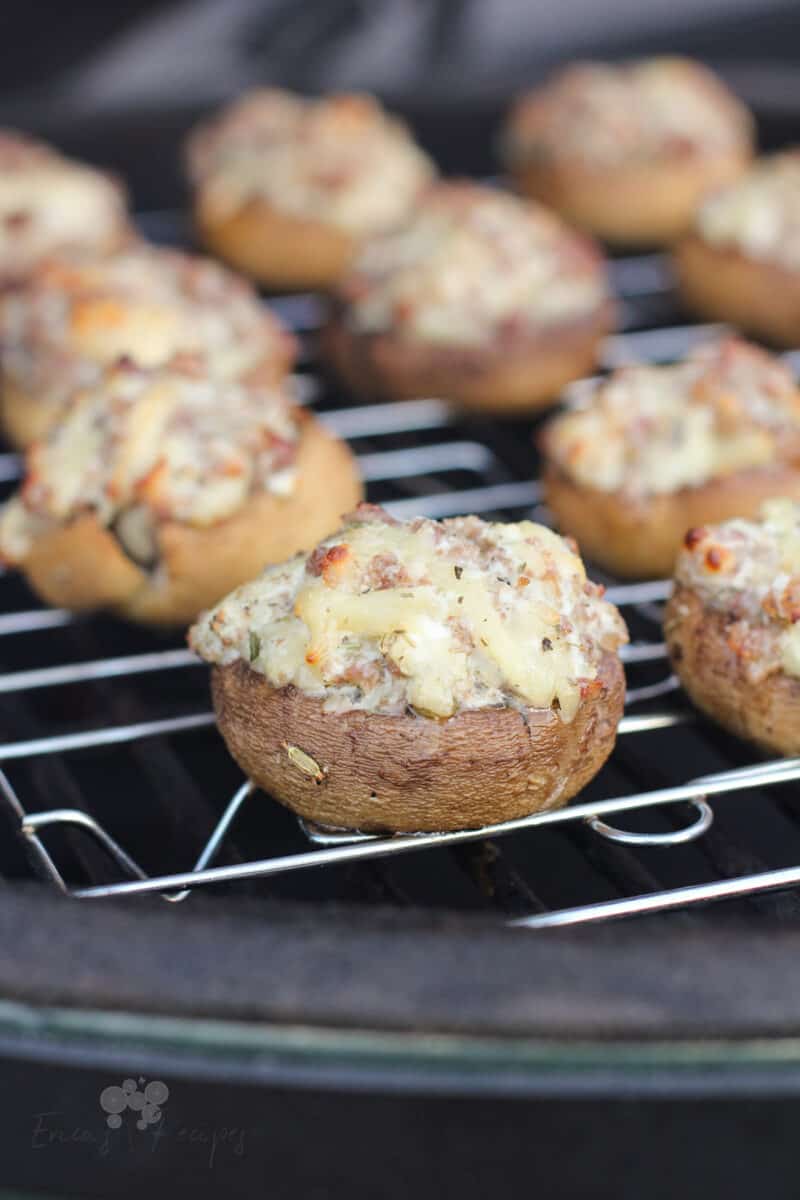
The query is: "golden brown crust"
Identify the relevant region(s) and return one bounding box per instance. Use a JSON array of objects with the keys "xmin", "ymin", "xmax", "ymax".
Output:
[
  {"xmin": 674, "ymin": 234, "xmax": 800, "ymax": 347},
  {"xmin": 210, "ymin": 650, "xmax": 625, "ymax": 833},
  {"xmin": 512, "ymin": 153, "xmax": 750, "ymax": 246},
  {"xmin": 194, "ymin": 194, "xmax": 356, "ymax": 291},
  {"xmin": 16, "ymin": 414, "xmax": 363, "ymax": 626},
  {"xmin": 0, "ymin": 347, "xmax": 294, "ymax": 452},
  {"xmin": 321, "ymin": 303, "xmax": 615, "ymax": 415},
  {"xmin": 544, "ymin": 463, "xmax": 800, "ymax": 579},
  {"xmin": 665, "ymin": 584, "xmax": 800, "ymax": 755}
]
